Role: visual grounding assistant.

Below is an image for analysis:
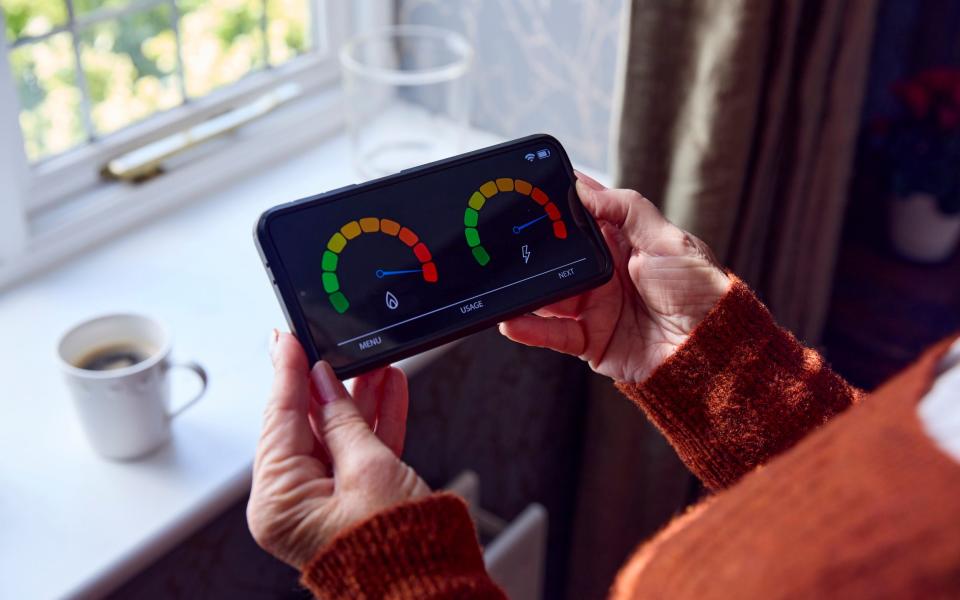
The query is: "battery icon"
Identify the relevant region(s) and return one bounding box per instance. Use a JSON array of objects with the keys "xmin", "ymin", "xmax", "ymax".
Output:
[{"xmin": 536, "ymin": 148, "xmax": 551, "ymax": 159}]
